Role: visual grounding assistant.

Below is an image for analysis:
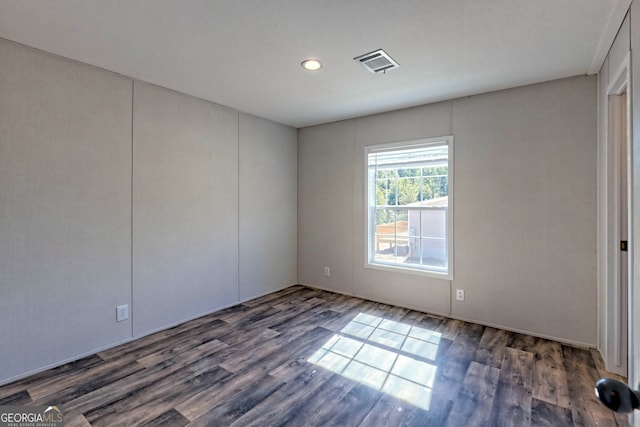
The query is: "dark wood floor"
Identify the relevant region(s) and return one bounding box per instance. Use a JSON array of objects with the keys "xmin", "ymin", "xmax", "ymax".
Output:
[{"xmin": 0, "ymin": 285, "xmax": 629, "ymax": 426}]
